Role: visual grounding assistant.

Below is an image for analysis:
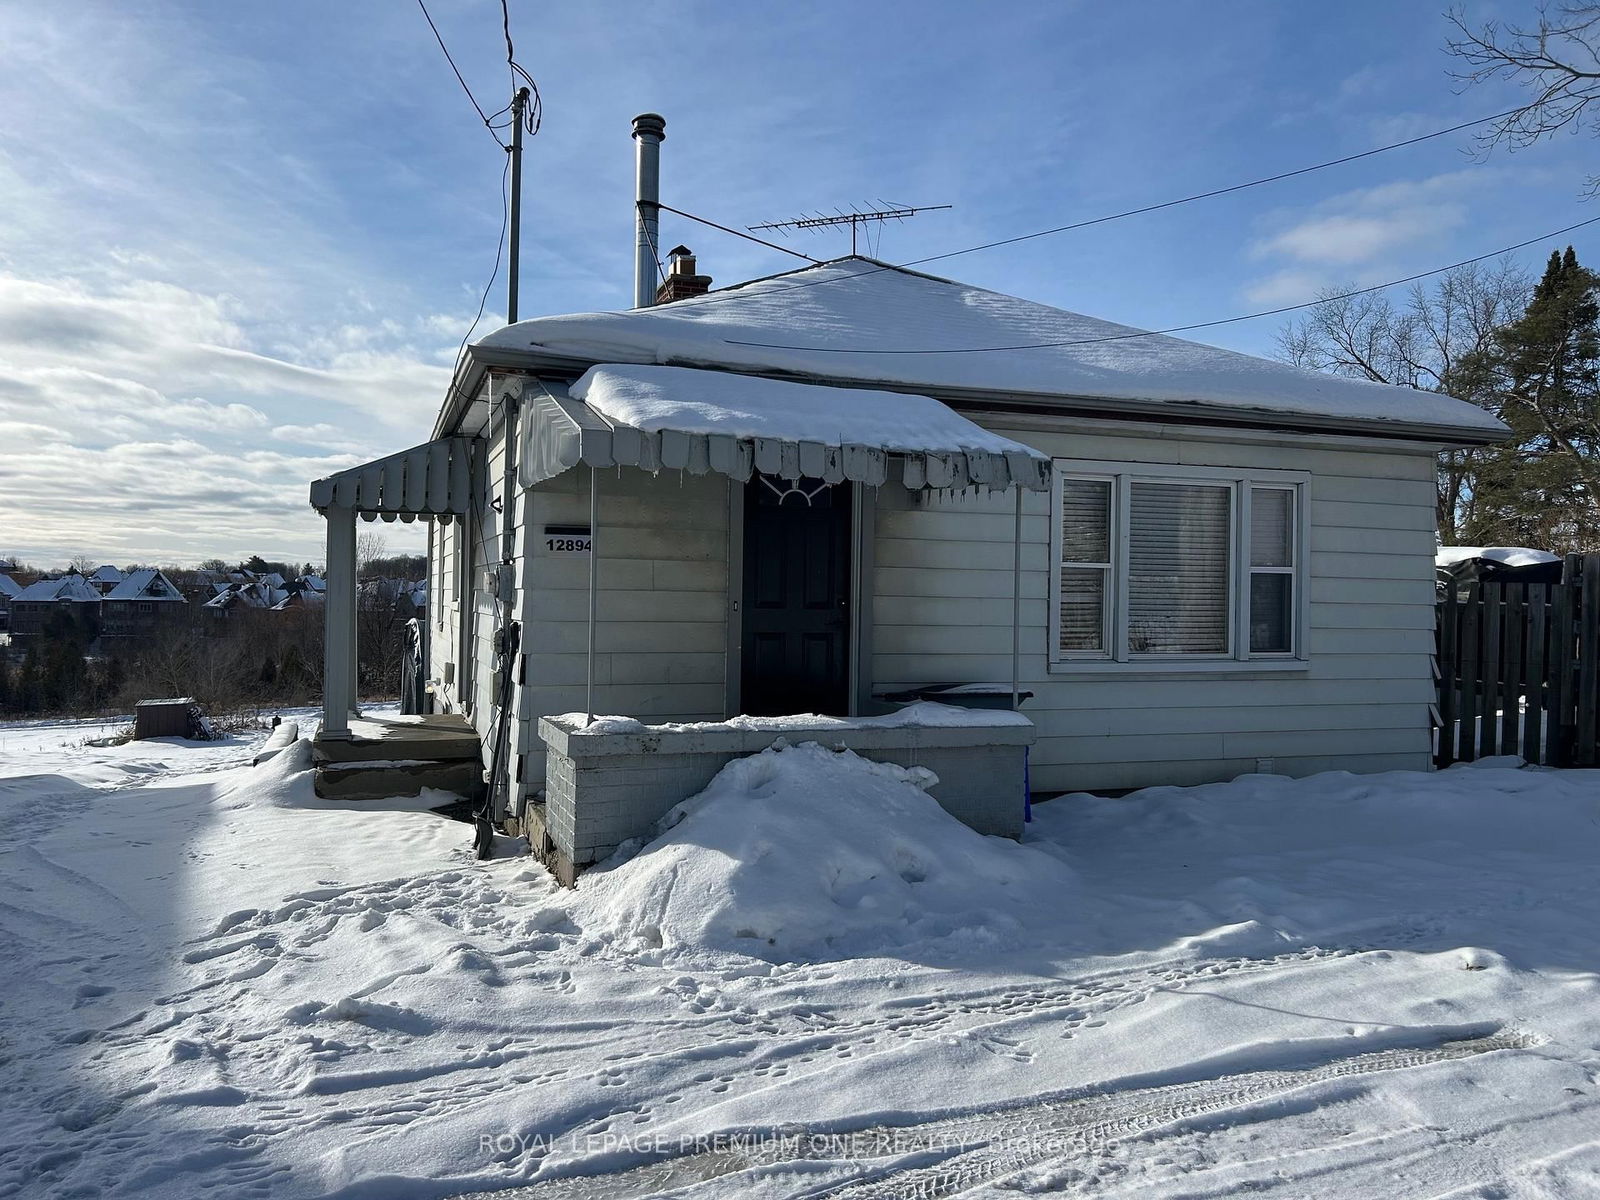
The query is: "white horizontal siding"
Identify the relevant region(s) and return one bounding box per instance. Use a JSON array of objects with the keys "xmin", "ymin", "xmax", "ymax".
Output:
[
  {"xmin": 873, "ymin": 422, "xmax": 1440, "ymax": 792},
  {"xmin": 514, "ymin": 467, "xmax": 731, "ymax": 783}
]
